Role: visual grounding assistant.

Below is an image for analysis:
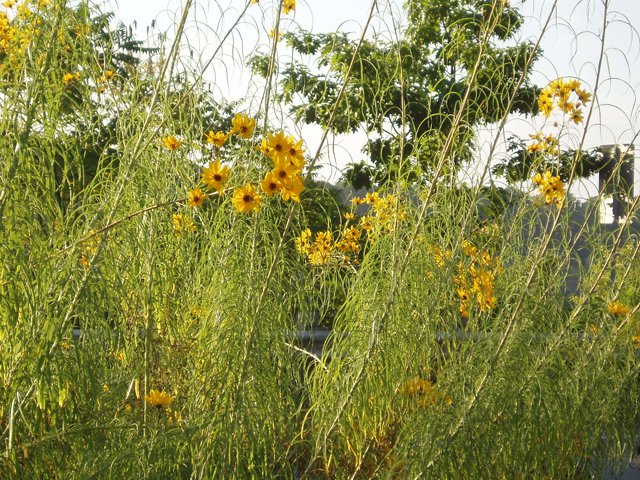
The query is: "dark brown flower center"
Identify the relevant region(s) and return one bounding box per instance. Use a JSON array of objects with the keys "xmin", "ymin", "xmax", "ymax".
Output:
[
  {"xmin": 243, "ymin": 195, "xmax": 252, "ymax": 203},
  {"xmin": 275, "ymin": 145, "xmax": 283, "ymax": 151},
  {"xmin": 278, "ymin": 170, "xmax": 286, "ymax": 179},
  {"xmin": 214, "ymin": 174, "xmax": 222, "ymax": 181},
  {"xmin": 270, "ymin": 183, "xmax": 278, "ymax": 190}
]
